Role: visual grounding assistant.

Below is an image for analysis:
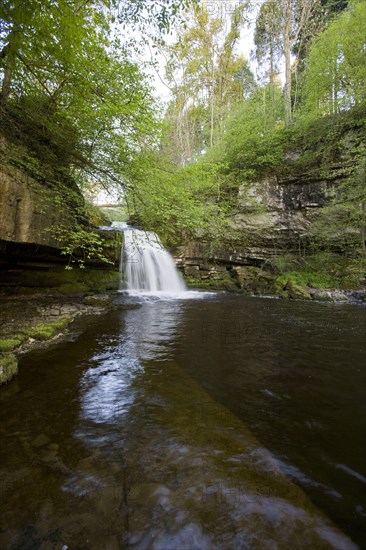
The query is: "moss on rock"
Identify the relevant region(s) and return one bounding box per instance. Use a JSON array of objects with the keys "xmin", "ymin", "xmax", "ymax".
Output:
[
  {"xmin": 28, "ymin": 317, "xmax": 72, "ymax": 341},
  {"xmin": 0, "ymin": 353, "xmax": 18, "ymax": 384},
  {"xmin": 0, "ymin": 338, "xmax": 22, "ymax": 352},
  {"xmin": 186, "ymin": 276, "xmax": 237, "ymax": 290},
  {"xmin": 284, "ymin": 280, "xmax": 311, "ymax": 300},
  {"xmin": 83, "ymin": 294, "xmax": 111, "ymax": 307}
]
